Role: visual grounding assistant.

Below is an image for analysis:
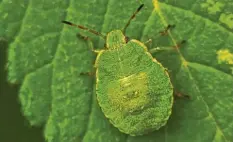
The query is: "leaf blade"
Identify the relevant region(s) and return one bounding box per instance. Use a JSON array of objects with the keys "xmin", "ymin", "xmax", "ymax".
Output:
[{"xmin": 3, "ymin": 0, "xmax": 233, "ymax": 141}]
